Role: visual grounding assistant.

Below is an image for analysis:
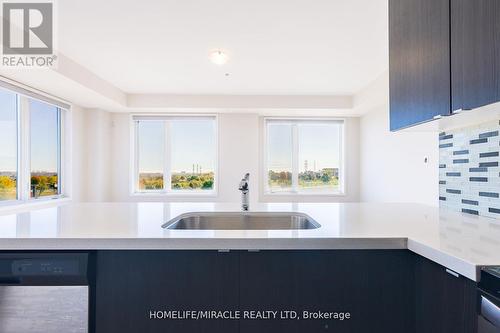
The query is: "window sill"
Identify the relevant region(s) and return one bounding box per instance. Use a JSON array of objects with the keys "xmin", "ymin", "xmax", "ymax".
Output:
[
  {"xmin": 263, "ymin": 191, "xmax": 346, "ymax": 197},
  {"xmin": 0, "ymin": 197, "xmax": 71, "ymax": 213},
  {"xmin": 130, "ymin": 191, "xmax": 218, "ymax": 198},
  {"xmin": 260, "ymin": 192, "xmax": 348, "ymax": 203}
]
